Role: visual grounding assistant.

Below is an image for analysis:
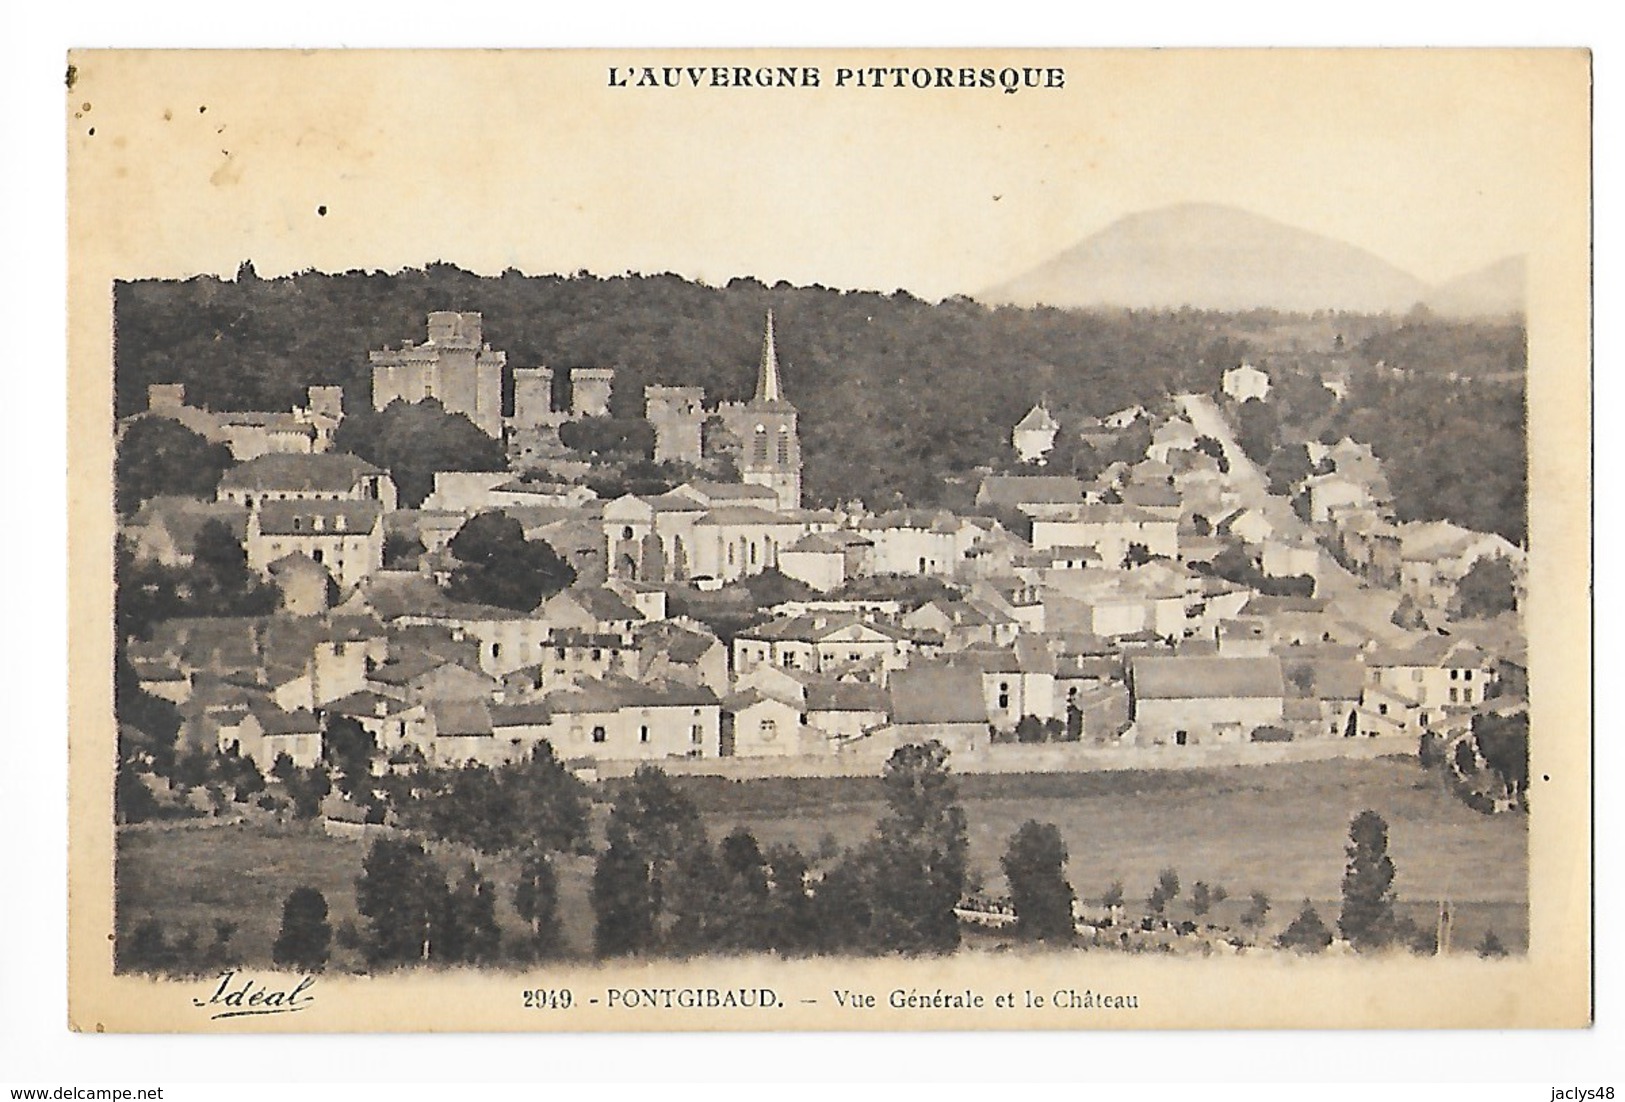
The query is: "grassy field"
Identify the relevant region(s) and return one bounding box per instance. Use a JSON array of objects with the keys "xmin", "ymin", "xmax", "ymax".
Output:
[
  {"xmin": 115, "ymin": 756, "xmax": 1527, "ymax": 971},
  {"xmin": 115, "ymin": 824, "xmax": 601, "ymax": 972},
  {"xmin": 681, "ymin": 757, "xmax": 1528, "ymax": 948}
]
